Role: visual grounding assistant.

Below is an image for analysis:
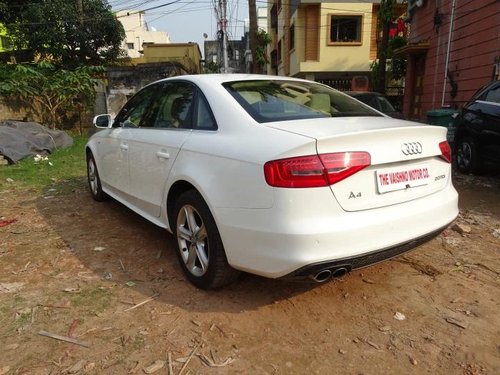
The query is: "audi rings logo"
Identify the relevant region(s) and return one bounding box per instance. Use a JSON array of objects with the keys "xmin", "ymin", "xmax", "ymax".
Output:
[{"xmin": 401, "ymin": 142, "xmax": 423, "ymax": 155}]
